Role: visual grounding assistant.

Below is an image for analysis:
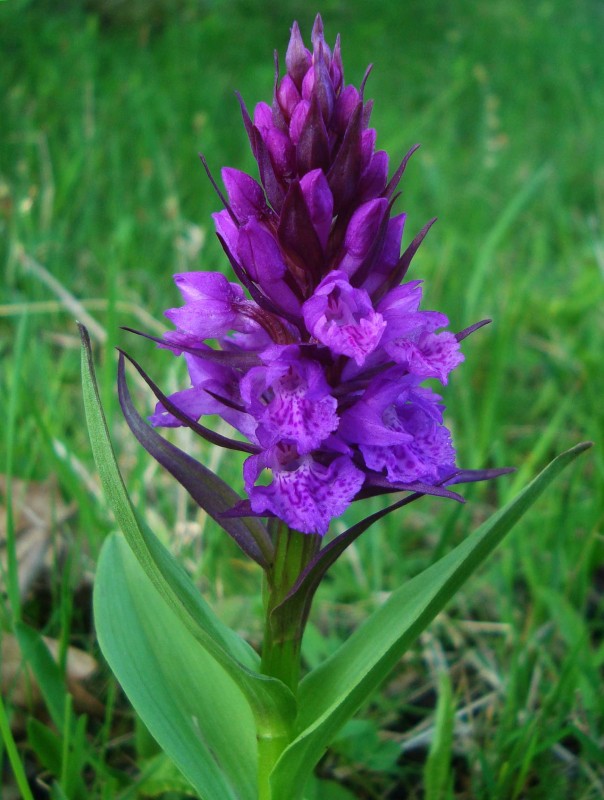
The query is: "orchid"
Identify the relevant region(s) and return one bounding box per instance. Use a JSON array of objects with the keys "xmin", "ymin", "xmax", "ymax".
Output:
[
  {"xmin": 81, "ymin": 15, "xmax": 590, "ymax": 800},
  {"xmin": 130, "ymin": 16, "xmax": 504, "ymax": 538}
]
